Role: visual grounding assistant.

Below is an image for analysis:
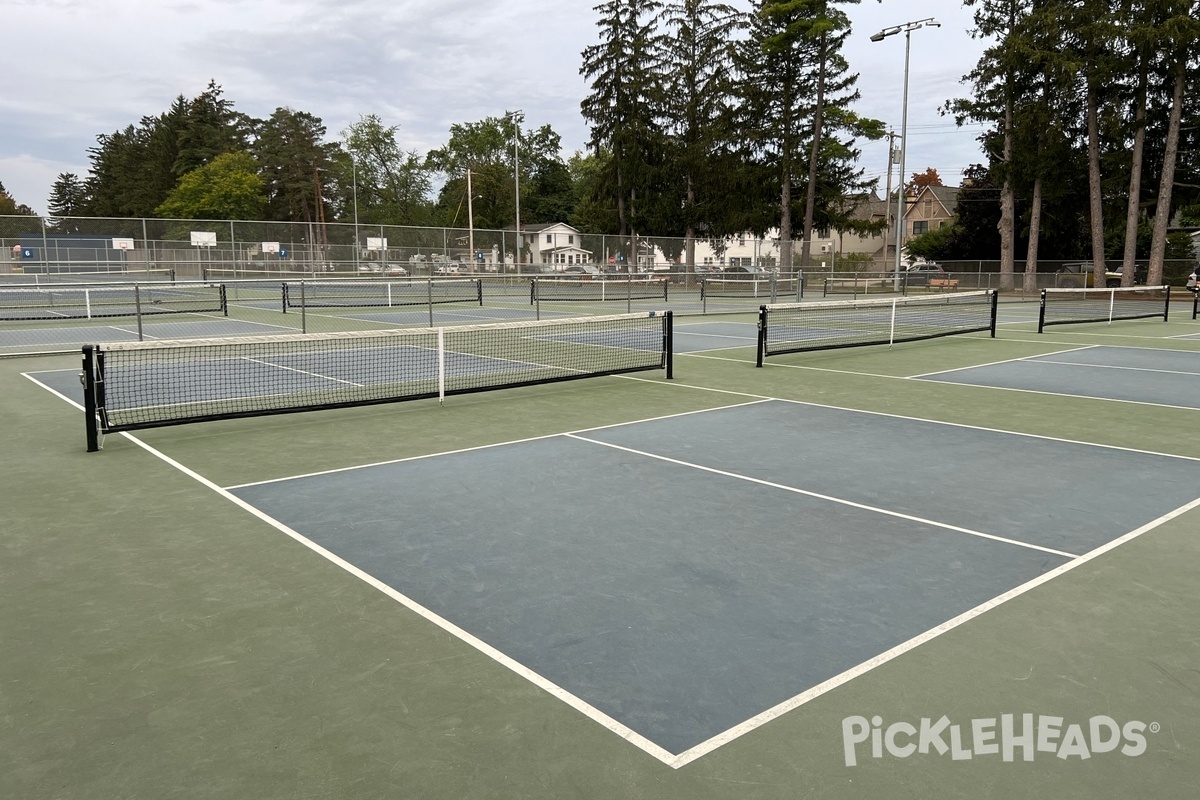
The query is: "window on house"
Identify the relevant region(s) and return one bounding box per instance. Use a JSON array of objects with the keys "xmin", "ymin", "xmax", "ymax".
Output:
[
  {"xmin": 568, "ymin": 235, "xmax": 574, "ymax": 245},
  {"xmin": 913, "ymin": 221, "xmax": 929, "ymax": 235},
  {"xmin": 546, "ymin": 234, "xmax": 553, "ymax": 244}
]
